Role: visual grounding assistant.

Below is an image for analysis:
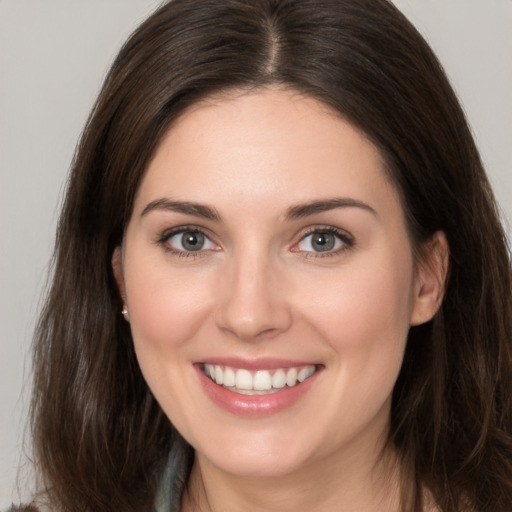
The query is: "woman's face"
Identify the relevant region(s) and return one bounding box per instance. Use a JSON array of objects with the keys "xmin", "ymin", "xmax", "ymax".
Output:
[{"xmin": 115, "ymin": 88, "xmax": 443, "ymax": 478}]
